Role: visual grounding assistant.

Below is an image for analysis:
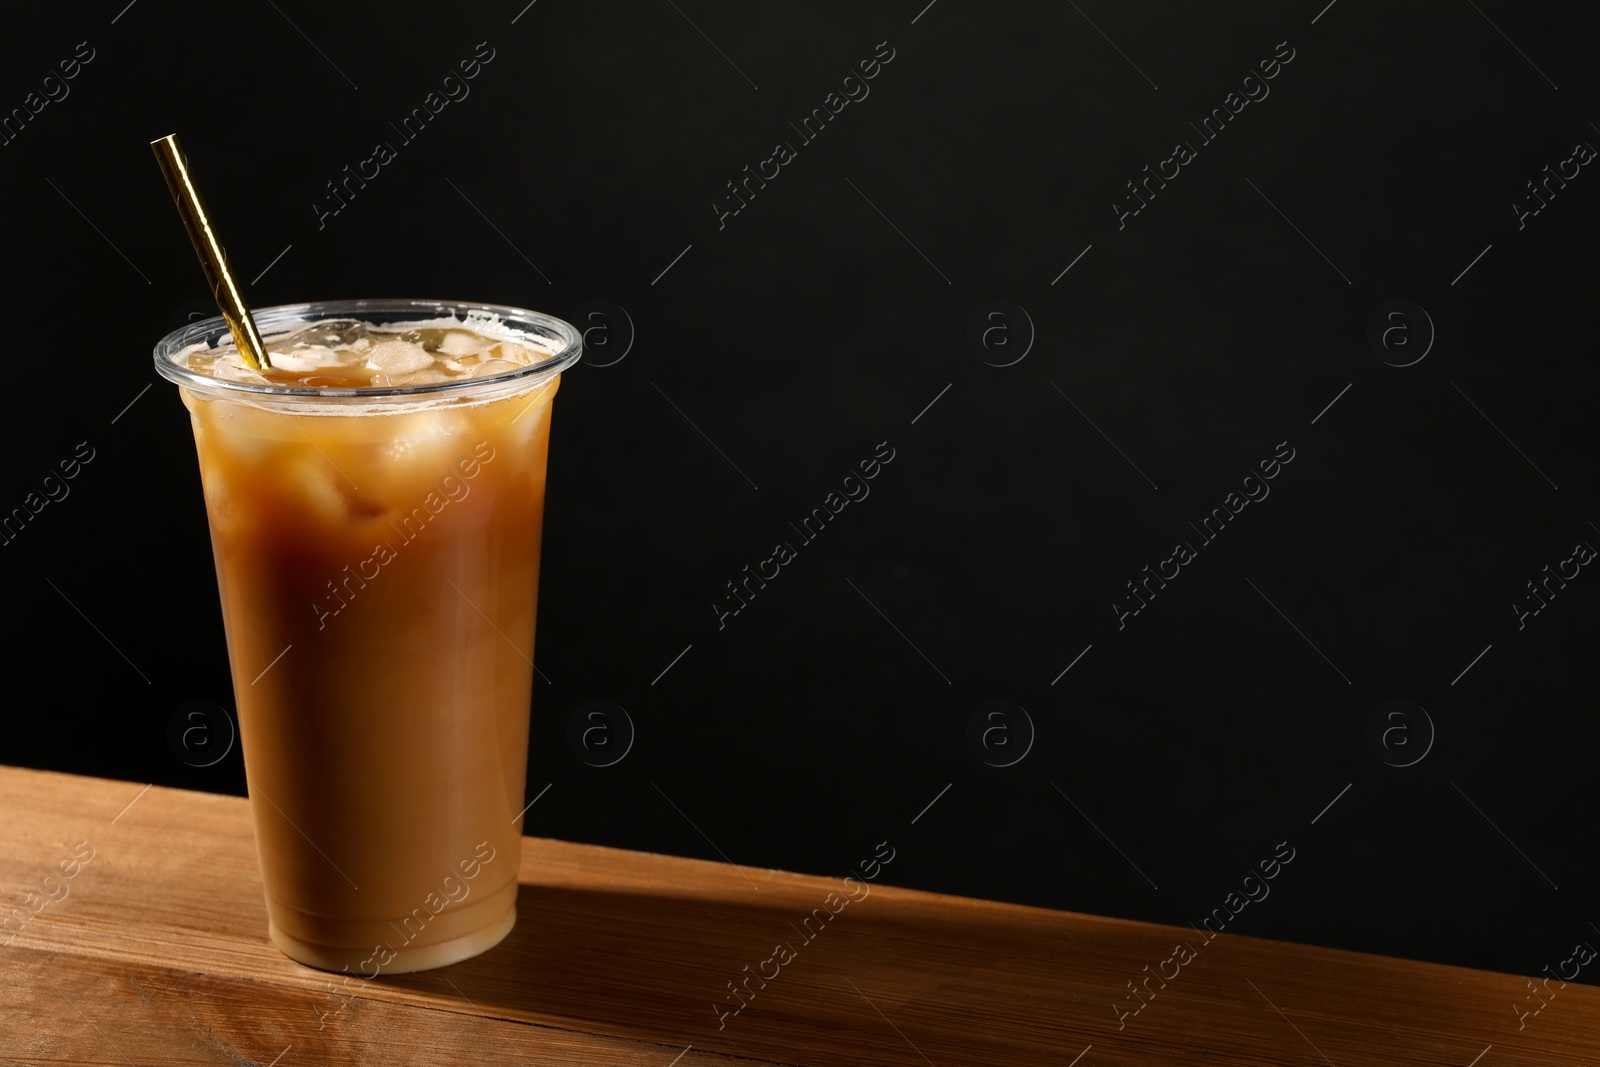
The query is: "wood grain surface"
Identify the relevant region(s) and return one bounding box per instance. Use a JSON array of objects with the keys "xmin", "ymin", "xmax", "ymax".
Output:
[{"xmin": 0, "ymin": 766, "xmax": 1594, "ymax": 1065}]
